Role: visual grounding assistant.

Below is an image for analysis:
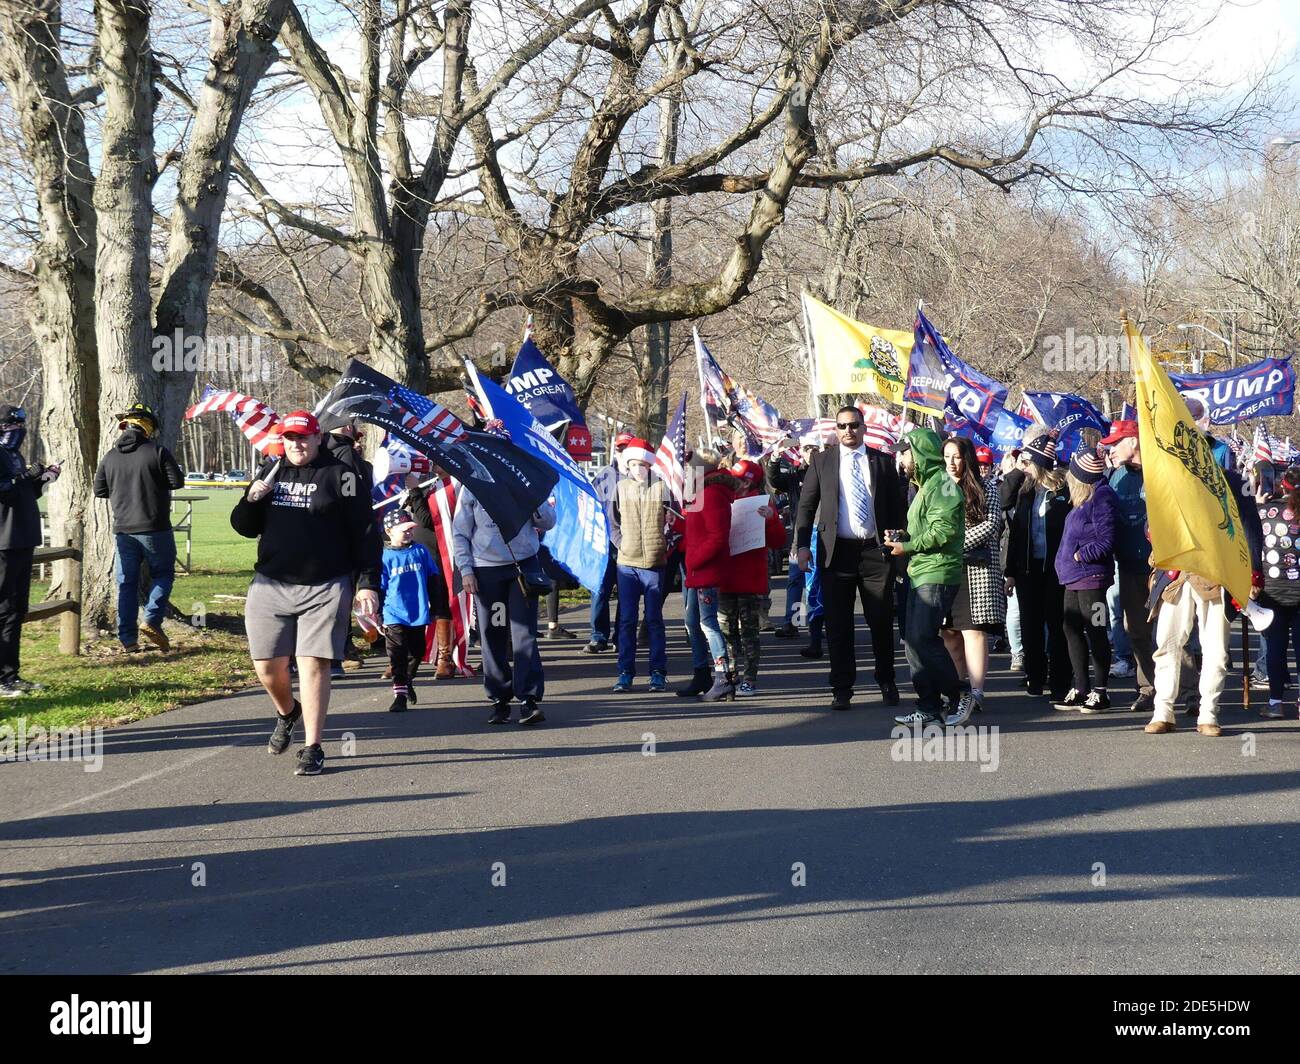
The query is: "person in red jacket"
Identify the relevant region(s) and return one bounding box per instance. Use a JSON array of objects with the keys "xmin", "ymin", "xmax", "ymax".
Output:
[
  {"xmin": 684, "ymin": 452, "xmax": 737, "ymax": 701},
  {"xmin": 719, "ymin": 460, "xmax": 788, "ymax": 696}
]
